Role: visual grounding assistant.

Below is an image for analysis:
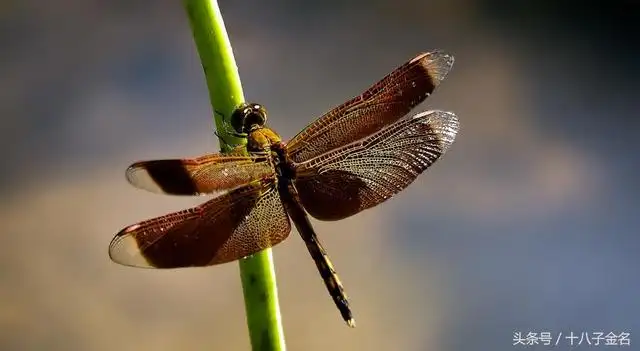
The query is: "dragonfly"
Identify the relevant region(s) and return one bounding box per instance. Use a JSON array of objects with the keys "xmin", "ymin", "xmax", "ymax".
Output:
[{"xmin": 109, "ymin": 51, "xmax": 459, "ymax": 328}]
